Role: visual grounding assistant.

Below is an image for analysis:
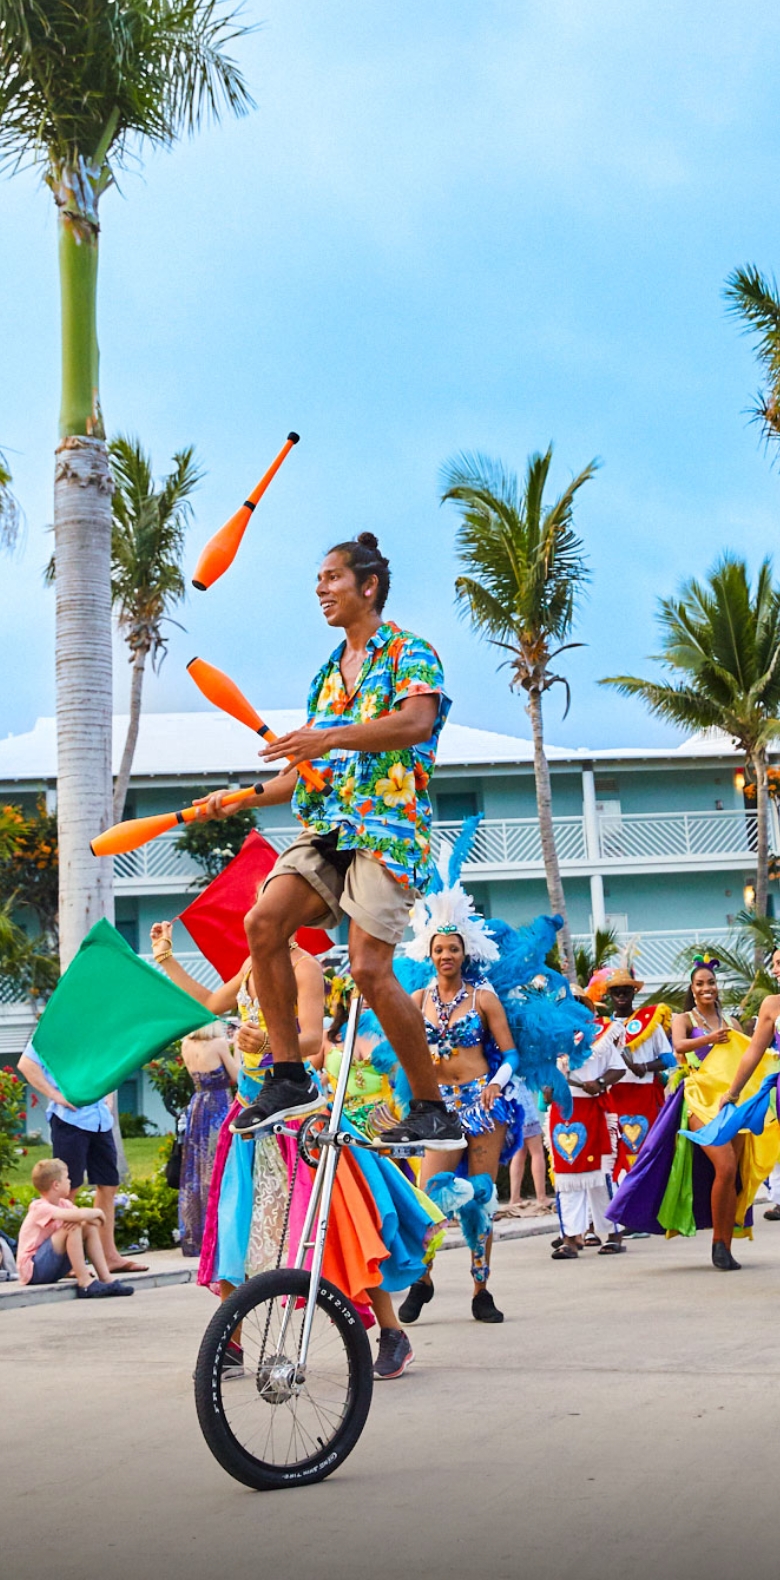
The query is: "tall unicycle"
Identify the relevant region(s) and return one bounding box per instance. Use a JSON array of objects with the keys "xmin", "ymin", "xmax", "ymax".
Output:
[{"xmin": 194, "ymin": 995, "xmax": 375, "ymax": 1490}]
